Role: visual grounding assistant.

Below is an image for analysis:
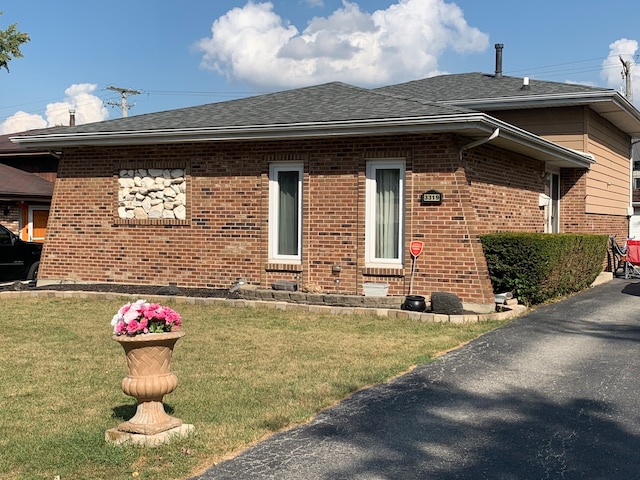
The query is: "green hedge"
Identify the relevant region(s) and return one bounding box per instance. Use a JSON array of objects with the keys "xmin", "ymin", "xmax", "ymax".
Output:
[{"xmin": 480, "ymin": 233, "xmax": 608, "ymax": 305}]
